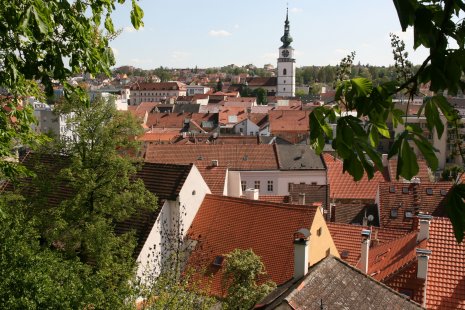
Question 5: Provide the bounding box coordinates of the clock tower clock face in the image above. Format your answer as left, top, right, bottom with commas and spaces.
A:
281, 49, 289, 57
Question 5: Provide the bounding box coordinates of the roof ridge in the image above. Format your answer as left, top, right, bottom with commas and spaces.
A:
204, 194, 317, 212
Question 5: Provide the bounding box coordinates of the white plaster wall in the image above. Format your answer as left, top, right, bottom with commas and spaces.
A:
239, 170, 326, 196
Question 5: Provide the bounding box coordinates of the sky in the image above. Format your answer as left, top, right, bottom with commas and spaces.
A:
109, 0, 429, 69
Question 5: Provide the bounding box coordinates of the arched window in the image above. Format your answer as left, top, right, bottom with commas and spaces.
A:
283, 68, 287, 75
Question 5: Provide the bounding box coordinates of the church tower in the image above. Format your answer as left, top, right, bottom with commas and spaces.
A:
277, 8, 295, 97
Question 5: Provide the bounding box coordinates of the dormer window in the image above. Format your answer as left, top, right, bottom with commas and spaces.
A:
405, 210, 414, 218
212, 255, 224, 267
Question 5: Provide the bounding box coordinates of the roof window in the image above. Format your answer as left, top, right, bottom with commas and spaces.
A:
212, 255, 224, 267
426, 188, 433, 195
440, 189, 448, 196
402, 187, 409, 194
390, 208, 398, 218
389, 185, 396, 193
405, 210, 414, 218
197, 155, 203, 160
341, 250, 350, 259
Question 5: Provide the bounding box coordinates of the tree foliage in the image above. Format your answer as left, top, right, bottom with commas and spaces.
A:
0, 0, 144, 179
310, 0, 465, 242
222, 249, 276, 310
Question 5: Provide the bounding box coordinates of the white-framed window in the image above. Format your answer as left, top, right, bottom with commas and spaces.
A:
254, 181, 260, 190
267, 180, 273, 192
241, 181, 246, 191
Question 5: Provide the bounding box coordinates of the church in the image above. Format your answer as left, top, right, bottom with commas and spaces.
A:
245, 9, 296, 97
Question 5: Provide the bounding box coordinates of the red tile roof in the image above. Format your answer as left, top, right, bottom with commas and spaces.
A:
186, 194, 318, 296
218, 106, 248, 125
268, 110, 310, 133
327, 222, 408, 266
387, 158, 432, 182
196, 166, 227, 195
378, 182, 452, 232
258, 195, 290, 203
144, 144, 279, 170
425, 217, 465, 309
145, 112, 191, 129
246, 77, 277, 87
323, 153, 389, 200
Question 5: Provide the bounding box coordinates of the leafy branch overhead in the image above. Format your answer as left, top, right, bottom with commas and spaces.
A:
310, 0, 465, 242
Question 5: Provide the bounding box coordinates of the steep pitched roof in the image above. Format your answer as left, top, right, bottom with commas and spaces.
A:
268, 110, 309, 133
378, 182, 452, 231
246, 77, 277, 87
145, 112, 192, 129
425, 217, 465, 309
218, 106, 248, 125
187, 194, 318, 296
327, 223, 408, 266
288, 183, 329, 208
323, 153, 389, 200
257, 256, 423, 310
144, 144, 279, 170
276, 145, 325, 170
196, 166, 227, 195
387, 158, 432, 182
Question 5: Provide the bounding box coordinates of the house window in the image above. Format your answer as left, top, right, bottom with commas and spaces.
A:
267, 181, 273, 192
212, 255, 224, 267
283, 68, 287, 75
254, 181, 260, 190
390, 208, 398, 218
426, 188, 433, 195
288, 183, 293, 192
284, 80, 286, 83
399, 289, 414, 299
405, 210, 414, 218
317, 227, 322, 236
402, 187, 409, 194
389, 185, 396, 193
440, 189, 448, 196
311, 182, 317, 185
241, 181, 246, 191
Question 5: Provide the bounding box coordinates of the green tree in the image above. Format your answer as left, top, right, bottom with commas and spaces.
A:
221, 249, 276, 310
310, 0, 465, 242
253, 88, 268, 105
6, 96, 157, 308
0, 0, 144, 179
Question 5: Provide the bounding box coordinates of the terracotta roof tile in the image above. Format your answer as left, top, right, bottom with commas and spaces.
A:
144, 144, 279, 170
379, 182, 452, 232
323, 153, 389, 200
268, 110, 309, 133
187, 194, 318, 297
425, 218, 465, 309
327, 223, 408, 266
196, 166, 227, 195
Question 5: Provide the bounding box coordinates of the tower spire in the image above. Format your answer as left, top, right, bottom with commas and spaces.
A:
280, 6, 293, 48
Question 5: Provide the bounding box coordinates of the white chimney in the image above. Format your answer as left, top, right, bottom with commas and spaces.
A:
416, 248, 432, 280
360, 229, 371, 274
298, 193, 306, 205
417, 214, 432, 242
381, 153, 389, 167
293, 228, 311, 280
244, 188, 259, 200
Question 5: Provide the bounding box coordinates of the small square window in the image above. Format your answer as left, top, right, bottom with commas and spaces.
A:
402, 187, 409, 194
426, 188, 433, 195
390, 208, 398, 218
288, 183, 293, 192
440, 189, 448, 196
389, 185, 396, 193
405, 210, 414, 218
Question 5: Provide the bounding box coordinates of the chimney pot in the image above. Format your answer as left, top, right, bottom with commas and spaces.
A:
244, 188, 259, 200
416, 248, 432, 280
360, 229, 371, 274
293, 228, 310, 280
417, 214, 432, 242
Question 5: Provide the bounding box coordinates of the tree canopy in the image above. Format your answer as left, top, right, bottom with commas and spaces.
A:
310, 0, 465, 242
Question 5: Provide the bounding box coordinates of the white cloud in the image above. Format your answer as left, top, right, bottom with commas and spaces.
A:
209, 30, 232, 37
290, 7, 303, 13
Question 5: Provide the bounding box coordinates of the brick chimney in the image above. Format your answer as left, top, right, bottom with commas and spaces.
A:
293, 228, 310, 280
417, 214, 433, 242
360, 229, 371, 274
